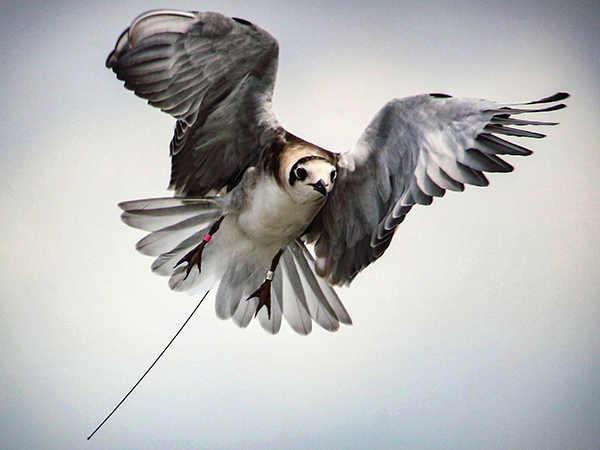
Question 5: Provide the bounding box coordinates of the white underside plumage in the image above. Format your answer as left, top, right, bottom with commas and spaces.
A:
119, 184, 352, 335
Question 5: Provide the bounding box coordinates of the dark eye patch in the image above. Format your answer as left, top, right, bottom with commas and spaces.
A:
295, 167, 307, 181
330, 169, 337, 182
289, 165, 307, 185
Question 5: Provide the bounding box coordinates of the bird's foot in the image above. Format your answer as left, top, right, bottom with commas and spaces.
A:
174, 239, 208, 280
174, 217, 224, 280
247, 276, 273, 318
247, 249, 283, 319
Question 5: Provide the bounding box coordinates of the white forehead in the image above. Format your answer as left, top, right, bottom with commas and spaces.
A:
296, 158, 336, 180
301, 158, 335, 170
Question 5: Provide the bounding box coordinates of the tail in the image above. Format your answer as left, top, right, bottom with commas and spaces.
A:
119, 197, 224, 294
119, 198, 352, 335
214, 240, 352, 335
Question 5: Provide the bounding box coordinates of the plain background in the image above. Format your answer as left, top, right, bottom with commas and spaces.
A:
1, 0, 599, 449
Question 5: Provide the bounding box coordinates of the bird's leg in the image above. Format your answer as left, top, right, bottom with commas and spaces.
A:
247, 248, 284, 319
175, 216, 224, 280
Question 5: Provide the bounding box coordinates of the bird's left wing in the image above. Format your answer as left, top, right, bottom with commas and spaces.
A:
106, 10, 280, 196
307, 92, 568, 285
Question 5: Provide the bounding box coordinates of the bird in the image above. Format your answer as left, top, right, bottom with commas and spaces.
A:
107, 9, 568, 335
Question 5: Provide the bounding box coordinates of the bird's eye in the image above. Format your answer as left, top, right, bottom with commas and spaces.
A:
294, 166, 307, 181
330, 169, 337, 183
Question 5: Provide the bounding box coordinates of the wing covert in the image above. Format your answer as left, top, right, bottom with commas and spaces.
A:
107, 10, 281, 196
307, 92, 568, 285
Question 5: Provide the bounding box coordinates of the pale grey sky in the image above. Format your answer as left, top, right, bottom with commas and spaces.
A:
1, 1, 599, 449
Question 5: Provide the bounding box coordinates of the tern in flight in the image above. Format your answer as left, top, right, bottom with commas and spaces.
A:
107, 9, 568, 335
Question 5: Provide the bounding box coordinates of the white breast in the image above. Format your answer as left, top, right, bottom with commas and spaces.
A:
236, 176, 324, 246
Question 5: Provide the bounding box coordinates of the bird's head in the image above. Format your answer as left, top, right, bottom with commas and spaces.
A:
286, 156, 337, 204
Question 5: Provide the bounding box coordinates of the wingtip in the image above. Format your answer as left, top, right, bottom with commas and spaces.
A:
339, 315, 353, 326
526, 92, 570, 105
105, 52, 115, 69
106, 9, 199, 70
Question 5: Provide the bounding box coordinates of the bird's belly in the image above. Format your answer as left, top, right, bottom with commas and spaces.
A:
236, 182, 322, 246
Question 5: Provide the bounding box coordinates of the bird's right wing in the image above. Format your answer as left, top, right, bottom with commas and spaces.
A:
107, 10, 281, 197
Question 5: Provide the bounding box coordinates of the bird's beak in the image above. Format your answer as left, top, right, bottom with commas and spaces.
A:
310, 180, 328, 197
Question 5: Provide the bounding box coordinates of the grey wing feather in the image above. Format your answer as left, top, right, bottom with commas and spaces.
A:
308, 92, 568, 285
107, 10, 280, 197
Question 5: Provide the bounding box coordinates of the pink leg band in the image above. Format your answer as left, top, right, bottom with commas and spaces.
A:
202, 234, 212, 243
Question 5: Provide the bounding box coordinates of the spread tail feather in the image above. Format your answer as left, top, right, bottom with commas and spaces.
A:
210, 241, 352, 335
120, 197, 224, 293
219, 241, 351, 335
120, 198, 352, 335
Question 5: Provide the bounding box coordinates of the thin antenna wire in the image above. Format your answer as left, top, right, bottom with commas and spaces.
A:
87, 290, 210, 440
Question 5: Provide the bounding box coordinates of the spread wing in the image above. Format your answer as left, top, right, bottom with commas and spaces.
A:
308, 92, 569, 285
106, 10, 280, 196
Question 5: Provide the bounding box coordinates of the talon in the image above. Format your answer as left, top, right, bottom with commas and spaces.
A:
175, 241, 207, 280
247, 280, 273, 318
246, 249, 283, 319
174, 217, 224, 280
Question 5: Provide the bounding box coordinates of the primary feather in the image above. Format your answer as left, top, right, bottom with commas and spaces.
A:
307, 93, 567, 285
